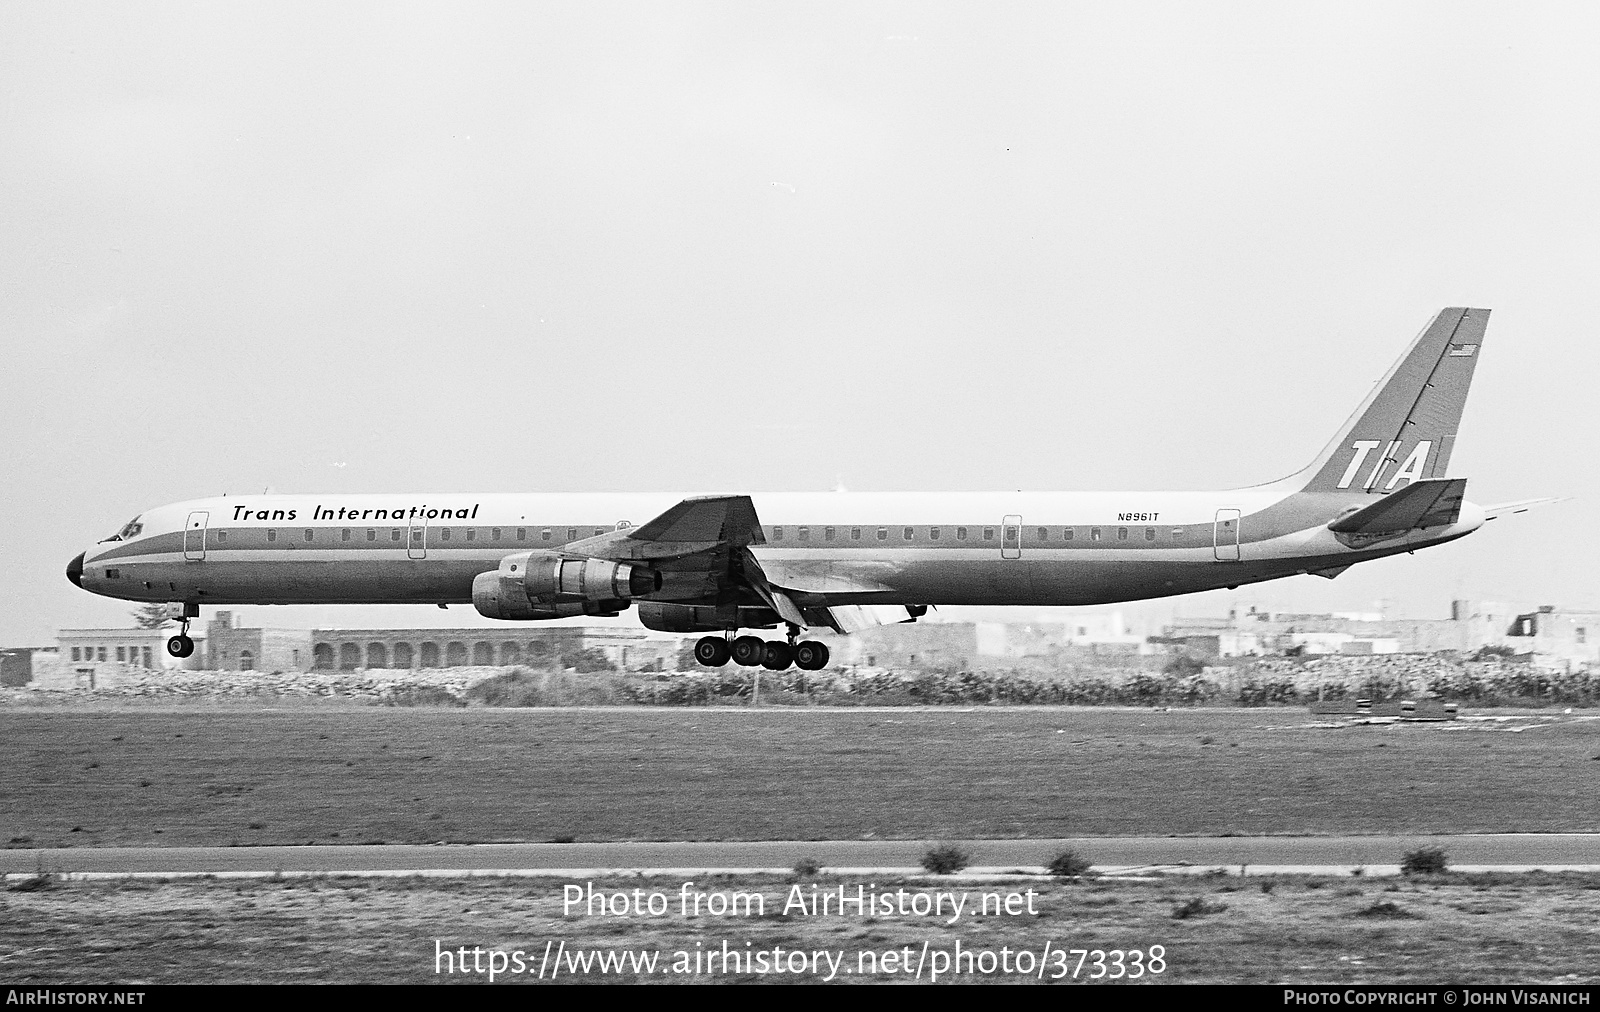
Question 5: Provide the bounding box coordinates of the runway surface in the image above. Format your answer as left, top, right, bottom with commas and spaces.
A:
5, 835, 1600, 878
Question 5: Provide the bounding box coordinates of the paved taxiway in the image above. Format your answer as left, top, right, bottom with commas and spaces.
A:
5, 835, 1600, 879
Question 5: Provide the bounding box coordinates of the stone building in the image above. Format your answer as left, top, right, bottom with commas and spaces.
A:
36, 628, 203, 688
1, 647, 53, 687
206, 612, 314, 671
308, 626, 586, 670
305, 626, 679, 671
1495, 603, 1600, 668
1158, 600, 1600, 667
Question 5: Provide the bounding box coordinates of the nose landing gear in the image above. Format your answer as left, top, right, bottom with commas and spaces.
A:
165, 602, 199, 659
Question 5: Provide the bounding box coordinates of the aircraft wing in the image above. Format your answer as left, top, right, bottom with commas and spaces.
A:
568, 494, 763, 563
1482, 496, 1569, 520
570, 494, 920, 633
1327, 478, 1467, 535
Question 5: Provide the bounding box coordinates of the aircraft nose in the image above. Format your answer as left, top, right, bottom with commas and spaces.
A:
67, 552, 84, 588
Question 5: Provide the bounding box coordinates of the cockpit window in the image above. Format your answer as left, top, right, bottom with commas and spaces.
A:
101, 516, 144, 543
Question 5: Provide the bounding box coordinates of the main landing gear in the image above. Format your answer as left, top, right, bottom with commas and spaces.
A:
693, 626, 830, 671
166, 602, 199, 659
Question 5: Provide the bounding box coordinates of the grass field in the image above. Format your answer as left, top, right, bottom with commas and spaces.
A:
4, 872, 1598, 984
3, 707, 1597, 847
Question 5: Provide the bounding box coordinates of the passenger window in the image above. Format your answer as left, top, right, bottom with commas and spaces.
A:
1173, 529, 1183, 539
492, 528, 501, 541
391, 529, 401, 541
877, 527, 888, 541
367, 530, 376, 541
1118, 527, 1128, 541
825, 526, 835, 541
440, 528, 452, 541
303, 529, 314, 542
983, 527, 994, 541
1090, 528, 1101, 541
1145, 527, 1155, 541
773, 527, 784, 540
798, 526, 809, 540
466, 528, 476, 541
903, 527, 913, 540
851, 527, 862, 540
930, 527, 940, 540
268, 529, 278, 542
566, 527, 577, 541
341, 529, 351, 542
957, 527, 967, 540
216, 530, 226, 542
595, 527, 604, 536
1037, 527, 1048, 541
541, 529, 550, 541
1064, 528, 1074, 541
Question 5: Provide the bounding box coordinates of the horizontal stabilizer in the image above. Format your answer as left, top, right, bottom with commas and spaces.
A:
1327, 478, 1467, 535
1483, 496, 1568, 521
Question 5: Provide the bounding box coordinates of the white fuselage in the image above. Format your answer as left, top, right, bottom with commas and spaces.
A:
73, 487, 1484, 611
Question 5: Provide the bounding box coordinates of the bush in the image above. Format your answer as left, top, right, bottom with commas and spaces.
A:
559, 647, 615, 673
1354, 900, 1416, 919
921, 845, 970, 875
1401, 846, 1448, 875
6, 874, 55, 893
1163, 653, 1207, 678
382, 684, 465, 707
1171, 896, 1228, 919
465, 668, 620, 707
1045, 849, 1093, 878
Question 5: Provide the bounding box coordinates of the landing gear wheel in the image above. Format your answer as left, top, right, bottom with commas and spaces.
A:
761, 641, 793, 670
694, 636, 731, 667
731, 636, 766, 667
794, 641, 829, 671
166, 635, 195, 659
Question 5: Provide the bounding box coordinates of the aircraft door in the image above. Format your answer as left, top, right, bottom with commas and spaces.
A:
183, 511, 209, 561
407, 517, 427, 559
1213, 509, 1241, 562
1001, 515, 1023, 560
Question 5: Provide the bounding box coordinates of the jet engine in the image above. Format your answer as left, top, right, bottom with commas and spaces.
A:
518, 551, 660, 601
472, 551, 659, 621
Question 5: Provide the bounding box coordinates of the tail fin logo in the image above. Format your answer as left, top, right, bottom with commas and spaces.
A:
1336, 440, 1433, 490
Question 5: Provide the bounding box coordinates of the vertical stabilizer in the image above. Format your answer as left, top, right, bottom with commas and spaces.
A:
1295, 308, 1489, 495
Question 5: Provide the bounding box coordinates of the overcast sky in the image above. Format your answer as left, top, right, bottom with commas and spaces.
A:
4, 2, 1597, 643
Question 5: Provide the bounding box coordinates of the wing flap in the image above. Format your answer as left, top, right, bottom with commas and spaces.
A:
747, 554, 898, 595
818, 604, 921, 635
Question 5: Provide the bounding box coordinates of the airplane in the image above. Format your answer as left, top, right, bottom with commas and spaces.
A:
67, 307, 1556, 671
